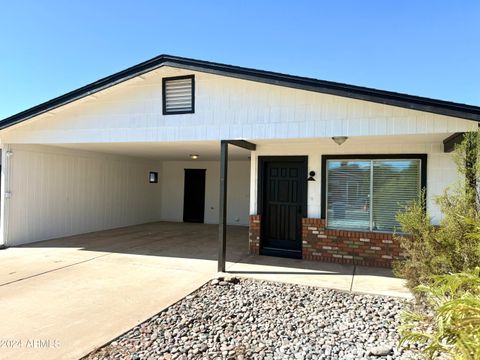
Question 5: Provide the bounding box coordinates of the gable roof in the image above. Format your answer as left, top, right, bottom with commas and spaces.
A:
1, 54, 480, 130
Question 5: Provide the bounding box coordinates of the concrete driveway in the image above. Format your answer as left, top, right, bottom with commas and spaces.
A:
0, 222, 409, 360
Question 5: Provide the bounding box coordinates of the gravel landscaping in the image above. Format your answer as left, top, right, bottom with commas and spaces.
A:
85, 277, 419, 360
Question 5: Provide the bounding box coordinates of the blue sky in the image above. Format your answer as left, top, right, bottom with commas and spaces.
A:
1, 0, 479, 119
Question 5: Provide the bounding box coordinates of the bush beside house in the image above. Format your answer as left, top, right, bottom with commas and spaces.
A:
394, 131, 480, 359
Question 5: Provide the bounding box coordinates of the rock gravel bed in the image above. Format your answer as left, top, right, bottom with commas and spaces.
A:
85, 277, 419, 360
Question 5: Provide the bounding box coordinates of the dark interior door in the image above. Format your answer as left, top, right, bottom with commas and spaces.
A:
183, 169, 206, 223
261, 157, 307, 258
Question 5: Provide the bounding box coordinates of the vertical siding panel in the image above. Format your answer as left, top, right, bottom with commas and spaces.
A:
7, 145, 162, 246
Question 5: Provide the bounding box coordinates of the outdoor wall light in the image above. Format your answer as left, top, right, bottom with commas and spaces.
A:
332, 136, 348, 145
149, 171, 158, 183
5, 150, 13, 157
189, 154, 199, 160
307, 171, 316, 181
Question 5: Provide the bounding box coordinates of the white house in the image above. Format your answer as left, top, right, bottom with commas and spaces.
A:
0, 55, 479, 269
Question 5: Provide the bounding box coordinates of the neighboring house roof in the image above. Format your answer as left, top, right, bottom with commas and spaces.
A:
1, 54, 480, 130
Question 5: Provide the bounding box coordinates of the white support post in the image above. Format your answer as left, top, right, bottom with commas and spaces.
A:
0, 144, 11, 248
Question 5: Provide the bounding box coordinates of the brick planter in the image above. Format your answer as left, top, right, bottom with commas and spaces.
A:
249, 215, 261, 255
302, 218, 404, 267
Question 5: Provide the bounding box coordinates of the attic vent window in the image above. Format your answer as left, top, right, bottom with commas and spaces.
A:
162, 75, 195, 115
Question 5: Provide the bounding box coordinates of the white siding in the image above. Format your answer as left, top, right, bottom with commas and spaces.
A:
250, 137, 458, 224
161, 161, 250, 226
3, 145, 162, 246
0, 66, 476, 144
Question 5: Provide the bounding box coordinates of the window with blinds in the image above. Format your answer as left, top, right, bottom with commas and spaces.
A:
326, 158, 421, 232
326, 160, 371, 230
162, 75, 195, 115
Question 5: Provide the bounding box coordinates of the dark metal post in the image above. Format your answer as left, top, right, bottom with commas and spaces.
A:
218, 141, 228, 272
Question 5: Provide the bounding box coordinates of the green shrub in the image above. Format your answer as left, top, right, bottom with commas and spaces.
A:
394, 131, 480, 290
400, 268, 480, 359
395, 191, 480, 290
396, 132, 480, 359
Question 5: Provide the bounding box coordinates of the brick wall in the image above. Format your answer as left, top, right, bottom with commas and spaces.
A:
249, 215, 261, 255
302, 218, 404, 267
248, 216, 404, 267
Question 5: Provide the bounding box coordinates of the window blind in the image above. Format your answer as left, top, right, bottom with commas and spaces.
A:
372, 160, 420, 231
326, 160, 371, 230
326, 158, 421, 232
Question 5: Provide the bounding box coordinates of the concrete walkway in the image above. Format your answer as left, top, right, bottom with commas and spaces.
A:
0, 222, 409, 360
226, 254, 409, 298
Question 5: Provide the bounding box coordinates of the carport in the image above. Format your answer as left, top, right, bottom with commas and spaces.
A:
0, 140, 253, 251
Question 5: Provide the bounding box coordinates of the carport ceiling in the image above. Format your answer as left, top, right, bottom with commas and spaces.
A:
54, 141, 252, 161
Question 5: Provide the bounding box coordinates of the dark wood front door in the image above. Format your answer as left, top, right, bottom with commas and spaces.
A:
183, 169, 206, 223
259, 157, 307, 258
